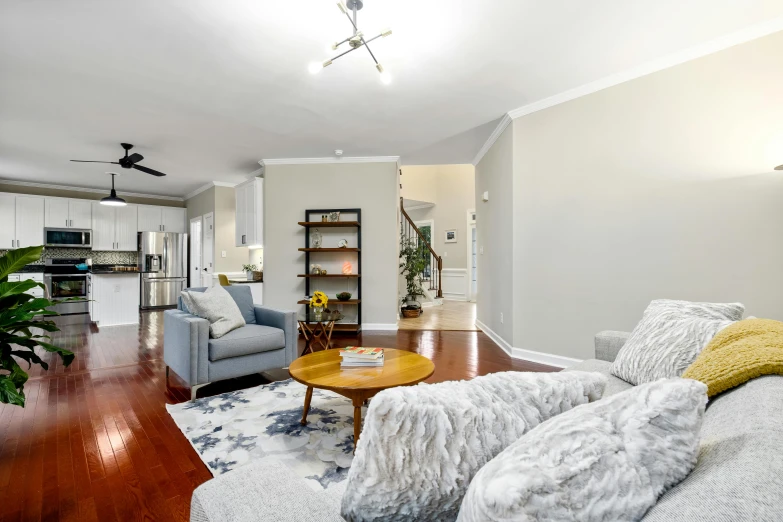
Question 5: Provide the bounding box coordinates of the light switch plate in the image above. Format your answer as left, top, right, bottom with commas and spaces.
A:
482, 191, 489, 202
480, 246, 484, 255
221, 251, 227, 258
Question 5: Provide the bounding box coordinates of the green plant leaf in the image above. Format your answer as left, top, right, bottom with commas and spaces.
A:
0, 377, 25, 406
0, 246, 44, 282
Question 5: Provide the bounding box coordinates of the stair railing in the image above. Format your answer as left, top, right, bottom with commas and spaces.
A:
400, 197, 442, 299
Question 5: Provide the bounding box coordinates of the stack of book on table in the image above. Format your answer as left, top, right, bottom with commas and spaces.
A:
340, 347, 384, 367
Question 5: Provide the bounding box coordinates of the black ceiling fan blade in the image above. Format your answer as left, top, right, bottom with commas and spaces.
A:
70, 160, 121, 164
126, 153, 144, 164
132, 164, 167, 177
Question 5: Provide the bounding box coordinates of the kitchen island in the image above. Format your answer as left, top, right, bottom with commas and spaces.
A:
88, 271, 140, 327
227, 279, 263, 304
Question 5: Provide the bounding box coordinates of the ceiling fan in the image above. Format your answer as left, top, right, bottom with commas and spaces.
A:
71, 143, 167, 177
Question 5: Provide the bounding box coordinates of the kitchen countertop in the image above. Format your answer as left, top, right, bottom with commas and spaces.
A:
90, 264, 140, 274
90, 270, 141, 275
16, 265, 45, 273
228, 279, 263, 284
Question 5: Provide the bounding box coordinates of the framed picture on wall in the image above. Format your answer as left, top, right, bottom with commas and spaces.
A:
445, 229, 457, 243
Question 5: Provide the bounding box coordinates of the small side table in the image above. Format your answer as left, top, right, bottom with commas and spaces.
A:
297, 310, 344, 355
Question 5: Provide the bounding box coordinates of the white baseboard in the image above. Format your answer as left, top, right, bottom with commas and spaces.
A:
475, 320, 583, 369
475, 319, 513, 356
361, 323, 399, 331
442, 293, 468, 302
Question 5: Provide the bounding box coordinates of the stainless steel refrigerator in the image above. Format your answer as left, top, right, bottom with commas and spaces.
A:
139, 231, 188, 309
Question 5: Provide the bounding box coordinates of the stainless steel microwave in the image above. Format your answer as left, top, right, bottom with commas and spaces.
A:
44, 228, 92, 248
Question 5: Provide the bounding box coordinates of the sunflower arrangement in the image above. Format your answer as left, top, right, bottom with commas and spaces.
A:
309, 291, 328, 309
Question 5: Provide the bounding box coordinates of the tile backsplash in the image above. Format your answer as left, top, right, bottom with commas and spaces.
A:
0, 248, 137, 265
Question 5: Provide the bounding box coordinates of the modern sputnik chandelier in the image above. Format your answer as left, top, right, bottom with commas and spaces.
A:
309, 0, 393, 84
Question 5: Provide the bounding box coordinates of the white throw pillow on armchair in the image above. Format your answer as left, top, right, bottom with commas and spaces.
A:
181, 285, 245, 338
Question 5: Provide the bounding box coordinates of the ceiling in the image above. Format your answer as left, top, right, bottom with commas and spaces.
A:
1, 1, 782, 197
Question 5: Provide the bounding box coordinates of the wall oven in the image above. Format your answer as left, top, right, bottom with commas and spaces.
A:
45, 228, 92, 248
44, 259, 90, 316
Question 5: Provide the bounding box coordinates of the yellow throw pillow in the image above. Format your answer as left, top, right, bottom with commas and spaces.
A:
682, 318, 783, 397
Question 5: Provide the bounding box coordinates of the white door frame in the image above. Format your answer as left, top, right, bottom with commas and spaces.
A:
189, 216, 202, 288
202, 212, 215, 287
467, 209, 476, 302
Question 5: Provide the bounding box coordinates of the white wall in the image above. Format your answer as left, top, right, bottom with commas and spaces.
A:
475, 126, 515, 346
507, 30, 783, 361
263, 162, 399, 328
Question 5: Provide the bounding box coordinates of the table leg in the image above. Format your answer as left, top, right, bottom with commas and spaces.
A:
324, 320, 336, 350
299, 322, 313, 355
301, 386, 313, 425
352, 396, 363, 453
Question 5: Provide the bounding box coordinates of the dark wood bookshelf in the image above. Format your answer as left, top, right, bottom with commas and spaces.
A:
297, 299, 361, 305
298, 248, 360, 252
299, 208, 362, 333
297, 274, 360, 278
298, 221, 360, 227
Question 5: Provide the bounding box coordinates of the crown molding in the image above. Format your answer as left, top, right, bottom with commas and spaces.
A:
472, 18, 783, 167
0, 179, 183, 201
507, 17, 783, 121
471, 114, 512, 166
403, 203, 435, 211
184, 181, 238, 200
259, 156, 400, 166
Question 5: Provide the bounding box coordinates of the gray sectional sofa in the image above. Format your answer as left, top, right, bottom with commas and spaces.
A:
188, 331, 783, 521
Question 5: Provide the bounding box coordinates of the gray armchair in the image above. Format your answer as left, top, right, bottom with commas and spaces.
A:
163, 285, 297, 400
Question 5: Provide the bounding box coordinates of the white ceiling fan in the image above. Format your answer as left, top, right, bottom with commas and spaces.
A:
309, 0, 393, 84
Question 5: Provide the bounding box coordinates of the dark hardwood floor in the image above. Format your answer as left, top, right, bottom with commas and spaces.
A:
0, 311, 557, 522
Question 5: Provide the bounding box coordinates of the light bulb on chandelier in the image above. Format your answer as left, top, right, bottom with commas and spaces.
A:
308, 62, 322, 75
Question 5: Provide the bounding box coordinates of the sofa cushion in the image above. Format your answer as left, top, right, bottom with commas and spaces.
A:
564, 358, 633, 396
208, 324, 285, 362
222, 285, 257, 325
341, 371, 607, 522
611, 299, 743, 385
641, 374, 783, 521
458, 379, 707, 522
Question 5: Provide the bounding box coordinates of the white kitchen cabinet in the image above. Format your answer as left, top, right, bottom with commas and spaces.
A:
0, 193, 16, 249
161, 207, 187, 233
45, 198, 92, 229
91, 203, 138, 251
234, 178, 263, 247
137, 205, 163, 232
138, 205, 186, 233
69, 200, 92, 229
115, 205, 138, 251
15, 196, 45, 248
10, 272, 45, 298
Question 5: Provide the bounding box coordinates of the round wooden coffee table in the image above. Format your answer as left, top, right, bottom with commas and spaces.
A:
288, 348, 435, 450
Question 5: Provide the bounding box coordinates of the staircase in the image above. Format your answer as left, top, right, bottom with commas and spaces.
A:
400, 197, 443, 306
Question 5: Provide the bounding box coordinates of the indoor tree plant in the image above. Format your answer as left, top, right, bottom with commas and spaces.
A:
0, 245, 75, 406
399, 236, 429, 316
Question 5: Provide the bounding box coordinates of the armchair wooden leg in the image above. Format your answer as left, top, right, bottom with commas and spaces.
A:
165, 366, 170, 385
190, 382, 210, 401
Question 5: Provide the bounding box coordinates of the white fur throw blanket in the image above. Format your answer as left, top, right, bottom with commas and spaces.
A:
340, 371, 607, 522
458, 378, 707, 522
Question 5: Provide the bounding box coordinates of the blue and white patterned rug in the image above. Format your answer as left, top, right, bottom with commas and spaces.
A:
166, 379, 362, 492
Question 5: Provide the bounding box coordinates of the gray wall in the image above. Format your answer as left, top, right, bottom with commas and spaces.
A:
475, 125, 515, 344
509, 30, 783, 360
263, 162, 399, 326
186, 186, 215, 220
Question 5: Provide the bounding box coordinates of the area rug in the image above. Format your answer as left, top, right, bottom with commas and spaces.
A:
166, 379, 363, 492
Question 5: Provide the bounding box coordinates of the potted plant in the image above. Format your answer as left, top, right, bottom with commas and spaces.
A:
0, 245, 75, 406
399, 236, 428, 317
242, 264, 257, 281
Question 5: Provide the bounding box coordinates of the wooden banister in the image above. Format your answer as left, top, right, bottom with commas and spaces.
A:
400, 197, 442, 298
